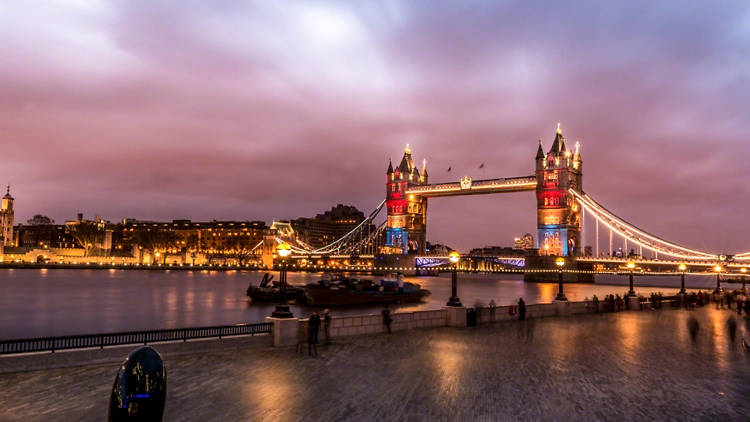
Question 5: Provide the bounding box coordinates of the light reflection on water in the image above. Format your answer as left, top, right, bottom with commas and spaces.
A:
0, 268, 741, 339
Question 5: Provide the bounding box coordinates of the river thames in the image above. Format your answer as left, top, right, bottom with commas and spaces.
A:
0, 268, 741, 339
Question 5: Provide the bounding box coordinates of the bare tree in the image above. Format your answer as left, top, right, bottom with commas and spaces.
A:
226, 235, 257, 266
67, 222, 102, 257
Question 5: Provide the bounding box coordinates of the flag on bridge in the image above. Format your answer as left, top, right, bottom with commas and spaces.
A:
447, 166, 452, 172
479, 163, 485, 169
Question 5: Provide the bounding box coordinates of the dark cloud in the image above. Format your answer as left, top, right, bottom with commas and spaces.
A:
1, 0, 749, 253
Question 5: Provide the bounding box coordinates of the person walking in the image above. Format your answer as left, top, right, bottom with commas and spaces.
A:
488, 299, 497, 322
382, 306, 392, 334
308, 312, 321, 356
518, 298, 526, 321
296, 319, 308, 354
592, 295, 600, 313
322, 309, 332, 344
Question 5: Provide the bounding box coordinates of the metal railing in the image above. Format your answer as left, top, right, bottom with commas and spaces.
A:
0, 322, 273, 355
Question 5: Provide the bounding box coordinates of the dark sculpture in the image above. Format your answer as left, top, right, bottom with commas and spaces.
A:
108, 346, 167, 422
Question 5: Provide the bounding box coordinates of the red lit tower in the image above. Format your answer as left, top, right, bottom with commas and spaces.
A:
535, 124, 582, 256
384, 145, 428, 254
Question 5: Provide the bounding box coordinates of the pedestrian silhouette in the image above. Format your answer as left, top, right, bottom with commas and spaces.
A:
687, 316, 700, 342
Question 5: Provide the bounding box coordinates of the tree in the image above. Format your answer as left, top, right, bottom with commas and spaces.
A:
67, 222, 102, 256
226, 235, 257, 266
27, 215, 54, 225
185, 233, 204, 265
134, 229, 181, 264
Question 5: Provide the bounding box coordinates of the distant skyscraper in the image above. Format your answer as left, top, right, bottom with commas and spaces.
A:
1, 186, 15, 247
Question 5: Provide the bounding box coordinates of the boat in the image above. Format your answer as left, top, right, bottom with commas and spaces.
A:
302, 273, 430, 306
246, 273, 304, 303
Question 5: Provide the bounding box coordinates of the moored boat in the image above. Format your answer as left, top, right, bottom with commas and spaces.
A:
246, 273, 303, 303
303, 273, 430, 306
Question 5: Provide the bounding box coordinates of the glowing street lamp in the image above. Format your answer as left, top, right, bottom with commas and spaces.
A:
713, 264, 723, 293
626, 260, 636, 297
271, 243, 293, 318
446, 251, 462, 307
741, 267, 748, 291
555, 257, 567, 301
678, 263, 687, 295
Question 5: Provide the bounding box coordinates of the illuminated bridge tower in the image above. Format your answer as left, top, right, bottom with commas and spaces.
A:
383, 145, 428, 254
536, 125, 582, 256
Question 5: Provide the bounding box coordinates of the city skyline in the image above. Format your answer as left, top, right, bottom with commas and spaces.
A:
2, 1, 750, 252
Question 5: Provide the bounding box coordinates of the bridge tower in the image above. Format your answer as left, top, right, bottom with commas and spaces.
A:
535, 125, 582, 256
383, 145, 428, 254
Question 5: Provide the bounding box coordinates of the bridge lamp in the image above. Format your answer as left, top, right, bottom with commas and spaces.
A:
678, 263, 688, 295
554, 257, 567, 301
271, 243, 294, 318
713, 265, 723, 294
446, 252, 462, 307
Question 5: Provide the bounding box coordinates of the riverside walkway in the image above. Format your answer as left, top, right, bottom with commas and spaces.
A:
1, 307, 748, 421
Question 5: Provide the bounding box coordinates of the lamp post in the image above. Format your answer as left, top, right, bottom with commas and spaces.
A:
678, 263, 687, 294
741, 267, 748, 292
271, 243, 293, 318
713, 264, 723, 294
446, 251, 462, 307
626, 260, 637, 297
555, 257, 567, 301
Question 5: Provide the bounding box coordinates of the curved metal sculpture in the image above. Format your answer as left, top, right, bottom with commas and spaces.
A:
108, 346, 167, 422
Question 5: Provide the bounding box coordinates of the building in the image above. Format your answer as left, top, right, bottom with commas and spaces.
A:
535, 124, 583, 256
1, 186, 14, 248
383, 145, 429, 254
513, 233, 534, 250
291, 204, 372, 249
468, 246, 519, 256
115, 219, 268, 264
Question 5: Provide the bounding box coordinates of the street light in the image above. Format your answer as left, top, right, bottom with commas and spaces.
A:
713, 264, 723, 294
555, 257, 567, 301
446, 251, 462, 307
271, 243, 293, 318
678, 263, 687, 294
623, 259, 636, 297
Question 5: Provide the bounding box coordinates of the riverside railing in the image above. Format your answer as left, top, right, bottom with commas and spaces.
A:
0, 322, 273, 355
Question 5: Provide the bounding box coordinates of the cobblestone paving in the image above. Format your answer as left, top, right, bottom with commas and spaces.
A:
1, 307, 749, 421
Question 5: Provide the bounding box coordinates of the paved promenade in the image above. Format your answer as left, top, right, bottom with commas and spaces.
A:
1, 307, 749, 421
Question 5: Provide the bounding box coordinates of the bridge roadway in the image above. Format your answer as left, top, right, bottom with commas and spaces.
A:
0, 306, 747, 421
404, 175, 537, 197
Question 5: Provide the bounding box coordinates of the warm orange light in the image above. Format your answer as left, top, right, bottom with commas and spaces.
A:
678, 263, 687, 272
448, 251, 460, 264
555, 257, 565, 267
276, 243, 292, 258
626, 260, 635, 270
714, 265, 722, 273
741, 267, 747, 274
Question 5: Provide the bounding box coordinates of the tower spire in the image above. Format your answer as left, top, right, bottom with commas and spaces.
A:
536, 139, 545, 160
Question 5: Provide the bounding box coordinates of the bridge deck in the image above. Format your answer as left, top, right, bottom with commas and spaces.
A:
405, 176, 537, 197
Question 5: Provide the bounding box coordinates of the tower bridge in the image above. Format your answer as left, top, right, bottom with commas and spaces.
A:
262, 124, 750, 277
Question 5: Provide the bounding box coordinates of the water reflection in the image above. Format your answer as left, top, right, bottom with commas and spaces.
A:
0, 268, 733, 339
430, 339, 467, 399
245, 367, 297, 421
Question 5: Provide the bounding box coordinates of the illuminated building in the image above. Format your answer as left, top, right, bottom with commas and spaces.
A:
535, 124, 582, 256
291, 204, 372, 249
514, 233, 534, 250
1, 186, 14, 247
383, 145, 428, 254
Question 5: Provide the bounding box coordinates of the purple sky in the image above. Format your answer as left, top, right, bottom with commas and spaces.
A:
2, 1, 749, 253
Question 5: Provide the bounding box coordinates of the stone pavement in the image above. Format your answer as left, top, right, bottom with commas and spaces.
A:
0, 307, 749, 421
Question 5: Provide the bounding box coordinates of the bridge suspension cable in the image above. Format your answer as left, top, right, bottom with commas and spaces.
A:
571, 190, 718, 261
272, 200, 386, 256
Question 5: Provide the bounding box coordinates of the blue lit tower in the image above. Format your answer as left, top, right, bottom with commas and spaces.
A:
535, 124, 582, 256
383, 145, 428, 254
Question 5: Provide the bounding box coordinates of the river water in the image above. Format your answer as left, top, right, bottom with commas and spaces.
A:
0, 268, 741, 339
